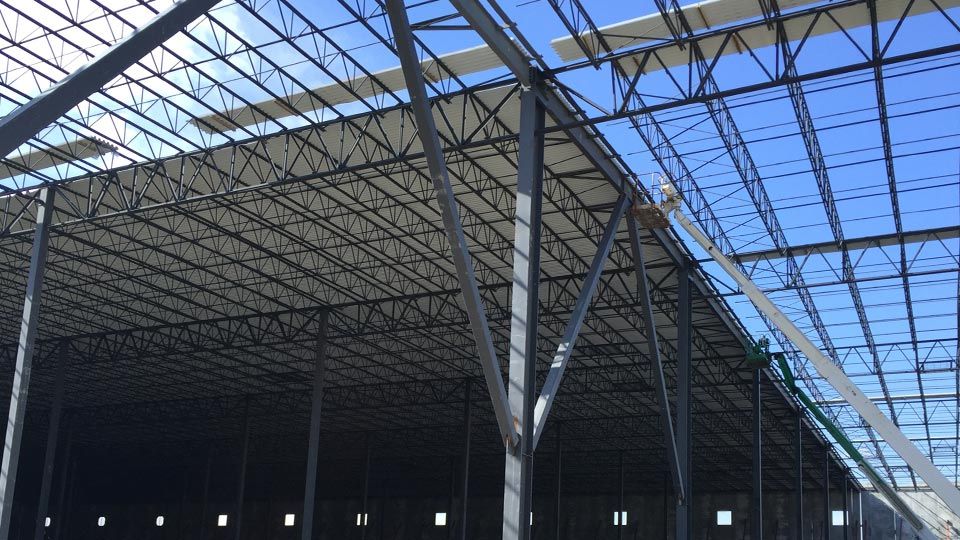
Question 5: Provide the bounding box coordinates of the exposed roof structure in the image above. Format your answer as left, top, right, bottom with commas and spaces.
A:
0, 0, 957, 534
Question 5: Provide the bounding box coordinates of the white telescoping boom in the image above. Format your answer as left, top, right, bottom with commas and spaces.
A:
656, 180, 960, 527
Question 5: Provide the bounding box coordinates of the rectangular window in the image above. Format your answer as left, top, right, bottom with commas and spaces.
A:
716, 510, 733, 526
217, 514, 228, 527
356, 513, 368, 526
613, 511, 627, 526
284, 514, 295, 527
832, 510, 847, 526
435, 512, 447, 526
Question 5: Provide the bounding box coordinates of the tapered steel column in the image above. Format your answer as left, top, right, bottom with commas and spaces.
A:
675, 263, 692, 540
33, 340, 67, 540
795, 411, 804, 540
234, 400, 251, 540
302, 313, 328, 540
0, 187, 55, 540
459, 380, 472, 540
503, 88, 546, 540
752, 369, 763, 540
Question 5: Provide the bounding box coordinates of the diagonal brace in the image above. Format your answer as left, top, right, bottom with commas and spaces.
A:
531, 195, 629, 449
627, 214, 685, 503
385, 0, 517, 447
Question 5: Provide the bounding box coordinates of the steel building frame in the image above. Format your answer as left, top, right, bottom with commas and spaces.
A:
0, 0, 956, 537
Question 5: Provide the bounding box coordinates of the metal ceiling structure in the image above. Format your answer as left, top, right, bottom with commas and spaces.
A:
0, 0, 957, 538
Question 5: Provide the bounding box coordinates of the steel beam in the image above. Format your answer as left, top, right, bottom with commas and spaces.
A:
52, 428, 71, 540
361, 446, 371, 540
532, 195, 628, 448
384, 0, 517, 447
675, 263, 692, 540
459, 380, 472, 540
234, 399, 250, 540
32, 340, 67, 540
502, 89, 545, 540
301, 312, 328, 540
627, 217, 683, 501
0, 187, 55, 540
752, 369, 763, 540
844, 476, 850, 540
554, 431, 561, 540
824, 453, 831, 539
0, 0, 219, 159
446, 0, 531, 86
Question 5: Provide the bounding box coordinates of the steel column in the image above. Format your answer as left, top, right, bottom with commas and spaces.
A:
795, 411, 804, 540
627, 217, 683, 500
361, 446, 371, 540
52, 428, 71, 540
0, 187, 55, 540
617, 452, 624, 540
753, 369, 763, 540
0, 0, 220, 159
234, 400, 250, 540
199, 449, 212, 540
384, 0, 517, 447
675, 263, 692, 540
32, 340, 67, 540
824, 454, 831, 540
459, 380, 472, 540
302, 312, 328, 540
502, 88, 545, 540
843, 476, 849, 540
554, 431, 561, 540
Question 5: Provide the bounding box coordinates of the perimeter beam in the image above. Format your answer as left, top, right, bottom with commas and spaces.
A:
0, 187, 55, 540
384, 0, 517, 448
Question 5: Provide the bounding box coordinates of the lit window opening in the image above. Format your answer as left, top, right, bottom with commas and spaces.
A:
613, 511, 628, 526
717, 510, 733, 526
356, 513, 368, 526
217, 514, 229, 527
435, 512, 447, 526
284, 514, 296, 527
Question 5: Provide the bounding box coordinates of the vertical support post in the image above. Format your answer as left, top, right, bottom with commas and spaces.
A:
795, 411, 804, 540
617, 452, 624, 540
675, 262, 692, 540
52, 427, 71, 540
33, 339, 67, 540
199, 449, 212, 540
752, 369, 763, 540
459, 380, 472, 540
503, 88, 545, 540
234, 399, 251, 540
0, 187, 55, 540
824, 454, 831, 540
302, 312, 328, 540
554, 429, 561, 540
361, 445, 371, 540
843, 476, 849, 540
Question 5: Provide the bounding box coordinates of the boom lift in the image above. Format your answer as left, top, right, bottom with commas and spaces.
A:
646, 179, 954, 538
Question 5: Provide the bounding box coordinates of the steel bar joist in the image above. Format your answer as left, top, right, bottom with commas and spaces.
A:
384, 0, 517, 448
0, 187, 55, 540
0, 0, 220, 160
